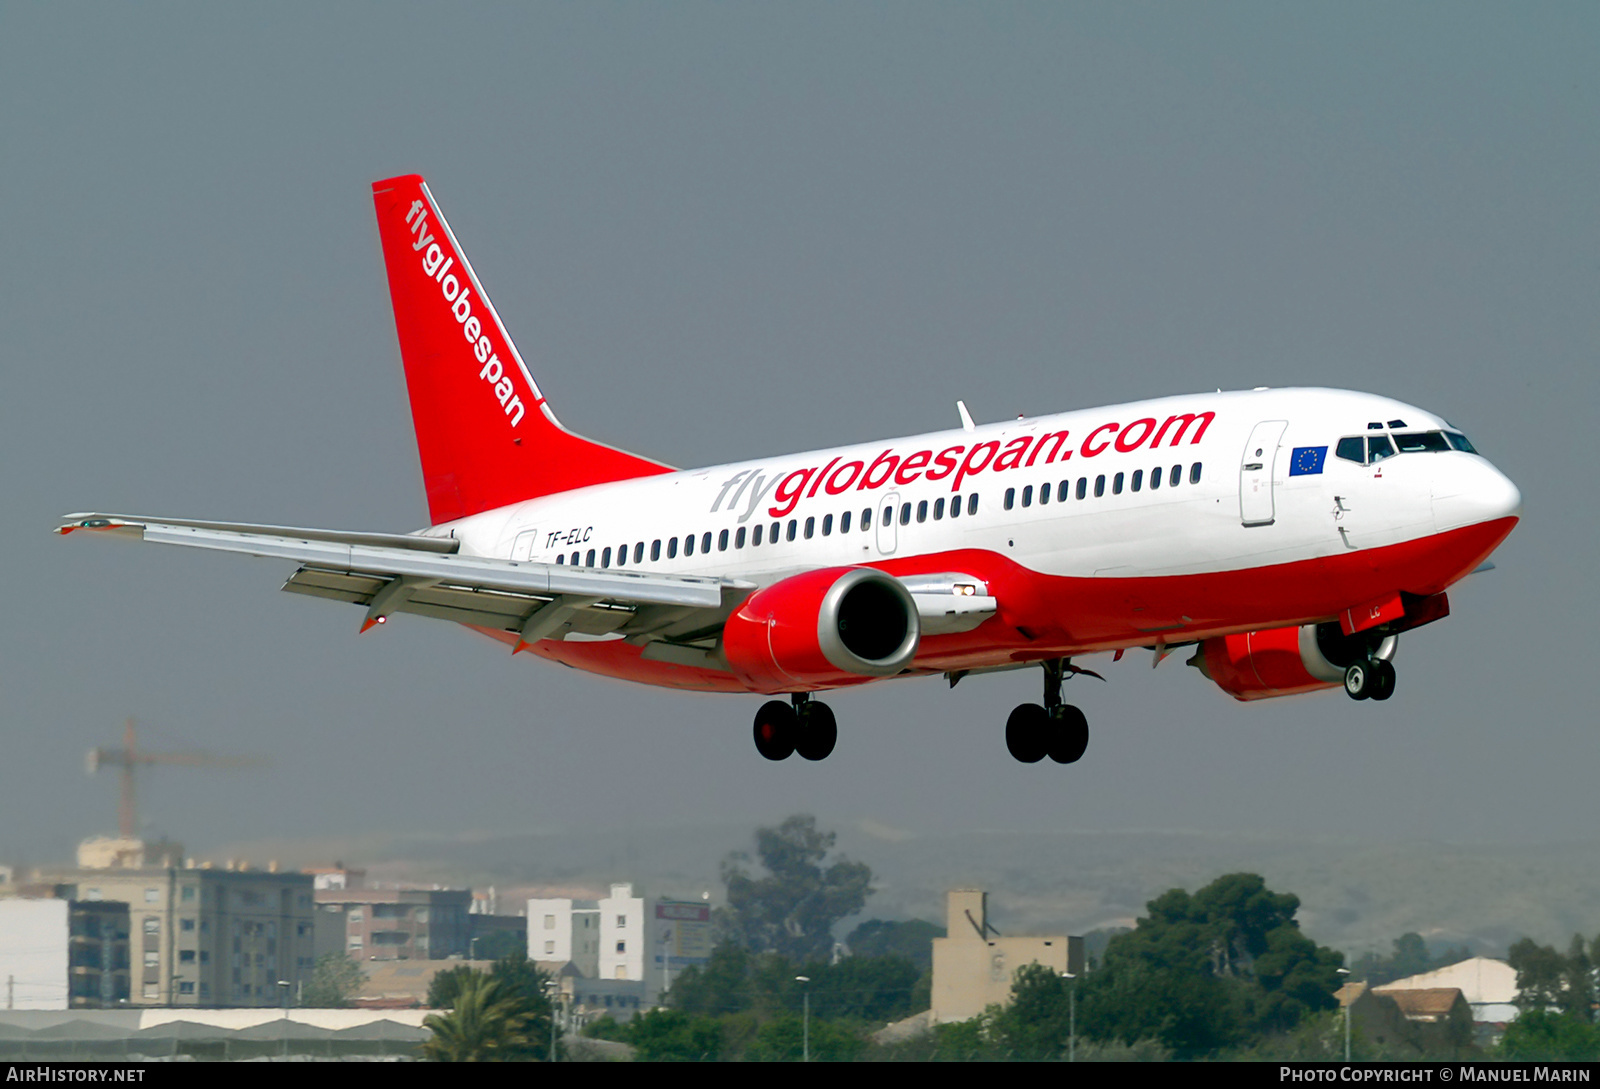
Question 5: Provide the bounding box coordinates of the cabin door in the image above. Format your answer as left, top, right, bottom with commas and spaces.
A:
1239, 421, 1288, 526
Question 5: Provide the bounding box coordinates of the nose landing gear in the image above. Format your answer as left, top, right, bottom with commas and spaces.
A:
752, 693, 838, 761
1006, 658, 1091, 764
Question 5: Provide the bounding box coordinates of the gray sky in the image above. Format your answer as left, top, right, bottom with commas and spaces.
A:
2, 3, 1595, 866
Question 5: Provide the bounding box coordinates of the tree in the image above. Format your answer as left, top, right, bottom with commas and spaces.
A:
427, 953, 555, 1059
1350, 932, 1473, 987
846, 918, 944, 972
1499, 1009, 1600, 1061
422, 973, 543, 1062
1078, 873, 1344, 1057
623, 1008, 725, 1061
717, 814, 873, 960
1509, 933, 1599, 1021
996, 963, 1076, 1059
301, 952, 367, 1008
427, 964, 479, 1010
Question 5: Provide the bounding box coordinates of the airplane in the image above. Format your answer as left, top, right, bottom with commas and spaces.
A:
59, 174, 1523, 766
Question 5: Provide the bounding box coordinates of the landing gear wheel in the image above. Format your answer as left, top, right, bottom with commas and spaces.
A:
1369, 659, 1396, 702
753, 700, 797, 760
1006, 703, 1049, 763
1048, 705, 1089, 764
795, 701, 838, 761
1344, 661, 1372, 701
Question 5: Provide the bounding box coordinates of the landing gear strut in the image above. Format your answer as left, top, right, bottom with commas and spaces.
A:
1344, 658, 1396, 702
1006, 659, 1090, 764
752, 693, 838, 762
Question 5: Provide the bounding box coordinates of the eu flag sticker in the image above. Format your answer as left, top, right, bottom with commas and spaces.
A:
1289, 446, 1327, 476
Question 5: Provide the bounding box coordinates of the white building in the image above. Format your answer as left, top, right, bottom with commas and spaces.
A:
527, 883, 712, 1005
1381, 957, 1520, 1024
0, 900, 70, 1009
527, 896, 601, 977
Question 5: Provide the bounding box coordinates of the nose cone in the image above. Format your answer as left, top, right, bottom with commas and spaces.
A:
1433, 458, 1522, 531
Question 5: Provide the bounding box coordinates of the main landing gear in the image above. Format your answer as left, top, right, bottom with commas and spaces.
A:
1343, 657, 1397, 702
1006, 658, 1091, 764
753, 693, 838, 762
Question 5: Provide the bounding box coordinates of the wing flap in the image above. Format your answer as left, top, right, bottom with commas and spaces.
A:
60, 514, 735, 609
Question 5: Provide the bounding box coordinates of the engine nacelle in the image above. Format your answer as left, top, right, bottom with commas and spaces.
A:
722, 567, 921, 693
1192, 622, 1397, 702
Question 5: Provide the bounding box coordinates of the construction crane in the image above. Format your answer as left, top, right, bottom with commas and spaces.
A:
85, 718, 264, 838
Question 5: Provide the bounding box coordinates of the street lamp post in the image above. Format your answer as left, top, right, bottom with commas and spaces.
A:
795, 975, 811, 1062
1062, 972, 1077, 1062
1337, 967, 1352, 1061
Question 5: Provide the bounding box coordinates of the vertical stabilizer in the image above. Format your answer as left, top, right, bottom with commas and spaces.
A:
371, 175, 672, 524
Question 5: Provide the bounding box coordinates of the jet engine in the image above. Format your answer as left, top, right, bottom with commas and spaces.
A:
1190, 622, 1396, 702
722, 567, 921, 693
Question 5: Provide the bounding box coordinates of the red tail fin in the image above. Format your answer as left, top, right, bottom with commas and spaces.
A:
371, 175, 672, 524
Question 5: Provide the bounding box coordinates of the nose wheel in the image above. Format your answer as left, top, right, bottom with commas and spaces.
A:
1343, 658, 1396, 701
1006, 659, 1091, 764
752, 694, 838, 761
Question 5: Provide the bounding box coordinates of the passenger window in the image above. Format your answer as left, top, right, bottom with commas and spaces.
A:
900, 503, 911, 526
1368, 436, 1396, 462
701, 531, 712, 553
770, 521, 780, 543
752, 524, 763, 546
651, 540, 661, 561
1113, 472, 1124, 495
917, 500, 928, 522
1336, 437, 1365, 464
822, 514, 833, 536
683, 535, 694, 557
586, 548, 596, 566
1094, 475, 1106, 498
968, 494, 978, 516
1039, 481, 1050, 505
555, 555, 564, 565
1170, 465, 1181, 488
1004, 488, 1016, 511
1077, 478, 1088, 500
841, 511, 852, 533
950, 495, 961, 518
1131, 470, 1143, 492
933, 498, 945, 520
860, 508, 870, 530
602, 547, 611, 568
1149, 467, 1161, 490
1022, 486, 1033, 507
735, 527, 745, 549
1190, 463, 1202, 484
571, 552, 580, 566
718, 529, 729, 551
667, 538, 677, 559
634, 542, 644, 564
883, 506, 893, 526
787, 519, 798, 542
804, 517, 815, 539
1058, 480, 1070, 502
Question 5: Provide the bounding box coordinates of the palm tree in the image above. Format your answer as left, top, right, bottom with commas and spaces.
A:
422, 972, 543, 1062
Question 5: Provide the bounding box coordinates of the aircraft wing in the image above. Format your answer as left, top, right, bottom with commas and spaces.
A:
57, 513, 753, 650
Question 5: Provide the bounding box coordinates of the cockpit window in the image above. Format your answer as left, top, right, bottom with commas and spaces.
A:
1393, 431, 1450, 453
1336, 429, 1477, 465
